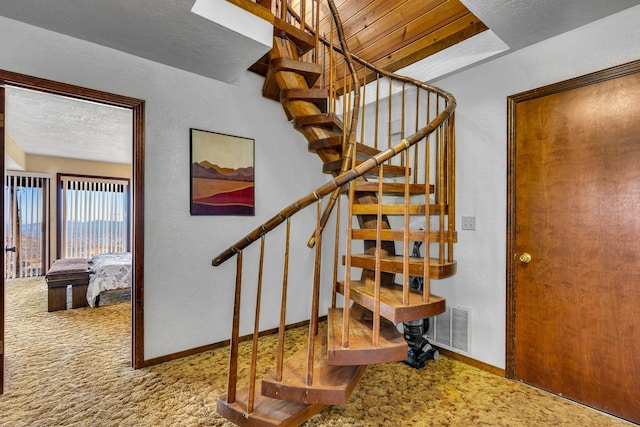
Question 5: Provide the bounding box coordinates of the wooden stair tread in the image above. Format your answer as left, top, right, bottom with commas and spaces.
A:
281, 88, 328, 103
337, 281, 446, 323
351, 228, 457, 243
273, 17, 316, 54
308, 137, 381, 160
217, 388, 326, 427
352, 181, 433, 195
272, 57, 321, 86
327, 307, 407, 366
307, 135, 343, 153
263, 56, 322, 102
280, 88, 328, 120
352, 203, 426, 215
294, 113, 343, 132
261, 30, 321, 99
351, 203, 449, 215
346, 254, 457, 279
323, 160, 408, 176
261, 334, 366, 405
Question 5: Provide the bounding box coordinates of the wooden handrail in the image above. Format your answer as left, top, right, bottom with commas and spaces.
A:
212, 99, 454, 266
212, 0, 456, 267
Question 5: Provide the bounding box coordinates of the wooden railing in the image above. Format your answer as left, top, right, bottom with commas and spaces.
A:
214, 0, 456, 417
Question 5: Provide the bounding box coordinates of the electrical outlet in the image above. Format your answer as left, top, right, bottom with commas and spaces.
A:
461, 216, 476, 231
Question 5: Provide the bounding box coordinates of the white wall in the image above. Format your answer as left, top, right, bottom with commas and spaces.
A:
429, 5, 640, 368
0, 16, 331, 359
4, 4, 640, 366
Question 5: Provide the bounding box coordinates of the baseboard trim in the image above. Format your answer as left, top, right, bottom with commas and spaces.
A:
140, 317, 325, 368
140, 317, 505, 377
434, 346, 505, 377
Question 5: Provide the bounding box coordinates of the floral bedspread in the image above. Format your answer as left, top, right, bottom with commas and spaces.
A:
87, 252, 132, 307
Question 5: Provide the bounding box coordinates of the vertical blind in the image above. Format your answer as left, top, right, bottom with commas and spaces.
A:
59, 175, 130, 259
4, 172, 50, 278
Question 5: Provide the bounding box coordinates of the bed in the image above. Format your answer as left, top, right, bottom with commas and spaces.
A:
87, 252, 132, 307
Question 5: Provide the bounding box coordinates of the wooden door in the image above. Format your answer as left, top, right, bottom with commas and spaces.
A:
1, 85, 5, 395
507, 61, 640, 424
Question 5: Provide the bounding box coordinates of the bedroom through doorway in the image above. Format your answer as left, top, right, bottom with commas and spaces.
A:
1, 70, 145, 395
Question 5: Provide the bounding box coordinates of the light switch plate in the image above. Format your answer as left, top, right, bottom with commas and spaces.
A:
461, 216, 476, 230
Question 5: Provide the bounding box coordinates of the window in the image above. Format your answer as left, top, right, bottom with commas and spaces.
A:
4, 172, 50, 278
57, 174, 130, 259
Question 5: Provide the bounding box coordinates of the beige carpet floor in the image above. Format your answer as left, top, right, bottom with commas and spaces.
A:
0, 277, 633, 426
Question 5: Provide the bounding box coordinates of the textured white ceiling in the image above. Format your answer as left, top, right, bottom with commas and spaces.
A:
1, 0, 639, 167
0, 0, 271, 85
5, 87, 133, 166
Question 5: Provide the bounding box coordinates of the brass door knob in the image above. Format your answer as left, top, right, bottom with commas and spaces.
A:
519, 253, 532, 264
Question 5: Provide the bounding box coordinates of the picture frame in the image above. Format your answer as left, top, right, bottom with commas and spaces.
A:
190, 129, 255, 215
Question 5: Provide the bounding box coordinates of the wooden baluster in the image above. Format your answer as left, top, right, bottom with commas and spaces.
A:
414, 89, 421, 185
312, 197, 322, 338
423, 213, 431, 304
403, 149, 410, 307
276, 218, 291, 381
387, 79, 393, 153
400, 82, 406, 167
314, 0, 320, 64
438, 108, 446, 264
321, 33, 326, 91
348, 79, 353, 149
306, 198, 322, 385
434, 96, 441, 203
374, 73, 380, 151
300, 0, 306, 33
248, 236, 266, 413
360, 69, 366, 147
329, 22, 335, 112
342, 178, 355, 349
423, 108, 431, 304
332, 197, 340, 308
373, 163, 383, 346
448, 114, 456, 263
427, 91, 432, 133
227, 251, 243, 405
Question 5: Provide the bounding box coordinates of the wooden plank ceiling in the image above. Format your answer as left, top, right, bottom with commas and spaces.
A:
233, 0, 487, 77
310, 0, 487, 73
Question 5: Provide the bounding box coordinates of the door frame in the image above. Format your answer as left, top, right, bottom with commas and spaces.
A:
506, 59, 640, 378
0, 69, 146, 384
1, 85, 5, 394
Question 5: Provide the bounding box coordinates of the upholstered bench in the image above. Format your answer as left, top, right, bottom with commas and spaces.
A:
45, 258, 90, 312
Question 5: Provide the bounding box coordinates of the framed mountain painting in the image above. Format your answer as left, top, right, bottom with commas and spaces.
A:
190, 129, 255, 215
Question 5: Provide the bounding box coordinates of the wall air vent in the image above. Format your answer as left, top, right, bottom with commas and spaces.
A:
426, 306, 470, 353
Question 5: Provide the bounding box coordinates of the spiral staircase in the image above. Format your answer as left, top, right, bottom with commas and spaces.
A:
212, 1, 458, 425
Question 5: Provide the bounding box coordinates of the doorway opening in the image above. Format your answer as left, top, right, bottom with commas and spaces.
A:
1, 70, 145, 397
